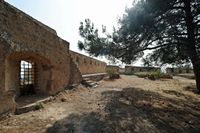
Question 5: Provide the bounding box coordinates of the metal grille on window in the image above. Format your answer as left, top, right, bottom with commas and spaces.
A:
20, 60, 35, 88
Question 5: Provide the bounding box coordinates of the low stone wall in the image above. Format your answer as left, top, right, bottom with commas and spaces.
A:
125, 66, 161, 74
119, 68, 125, 74
82, 73, 107, 81
166, 68, 193, 74
70, 51, 106, 75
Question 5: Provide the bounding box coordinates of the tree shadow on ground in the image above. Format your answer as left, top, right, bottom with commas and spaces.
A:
46, 87, 200, 133
183, 85, 199, 94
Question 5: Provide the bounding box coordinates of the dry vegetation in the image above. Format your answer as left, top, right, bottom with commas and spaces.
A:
134, 71, 173, 80
0, 75, 200, 133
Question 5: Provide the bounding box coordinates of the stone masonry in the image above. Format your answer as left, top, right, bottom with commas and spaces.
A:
125, 66, 161, 74
0, 1, 106, 115
70, 51, 106, 75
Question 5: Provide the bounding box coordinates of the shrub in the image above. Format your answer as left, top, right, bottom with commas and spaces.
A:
160, 74, 173, 79
134, 72, 149, 78
35, 103, 44, 110
135, 71, 173, 80
106, 68, 120, 79
125, 72, 135, 75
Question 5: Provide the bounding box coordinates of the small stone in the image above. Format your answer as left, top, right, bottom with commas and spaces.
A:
50, 117, 54, 121
188, 120, 194, 124
61, 98, 67, 102
46, 124, 52, 128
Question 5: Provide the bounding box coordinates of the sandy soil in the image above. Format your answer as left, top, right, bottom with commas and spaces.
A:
0, 75, 200, 133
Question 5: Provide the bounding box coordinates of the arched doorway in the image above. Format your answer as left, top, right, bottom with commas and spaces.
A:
5, 52, 52, 97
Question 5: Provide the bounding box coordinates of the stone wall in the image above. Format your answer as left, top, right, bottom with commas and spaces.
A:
69, 57, 83, 85
125, 66, 161, 74
0, 90, 16, 116
0, 1, 82, 114
119, 68, 125, 74
0, 0, 107, 115
0, 1, 74, 95
70, 51, 106, 75
166, 68, 193, 74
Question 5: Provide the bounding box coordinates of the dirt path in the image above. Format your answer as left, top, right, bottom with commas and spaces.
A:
0, 75, 200, 133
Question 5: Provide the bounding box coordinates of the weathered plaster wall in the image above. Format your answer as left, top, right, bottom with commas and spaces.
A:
70, 51, 106, 75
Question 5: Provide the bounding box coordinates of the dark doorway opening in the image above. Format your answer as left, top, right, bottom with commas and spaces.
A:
20, 60, 36, 95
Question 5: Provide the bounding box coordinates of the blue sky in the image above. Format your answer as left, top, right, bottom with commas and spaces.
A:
6, 0, 140, 65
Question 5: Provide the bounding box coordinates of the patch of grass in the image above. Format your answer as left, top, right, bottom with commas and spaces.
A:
35, 103, 44, 110
125, 72, 135, 75
134, 72, 149, 78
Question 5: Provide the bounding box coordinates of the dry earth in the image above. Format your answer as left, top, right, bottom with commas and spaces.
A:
0, 75, 200, 133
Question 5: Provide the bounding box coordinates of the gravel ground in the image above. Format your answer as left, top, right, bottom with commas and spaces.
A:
0, 75, 200, 133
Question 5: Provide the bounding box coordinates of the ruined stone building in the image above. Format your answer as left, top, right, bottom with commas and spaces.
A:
166, 67, 193, 74
0, 1, 106, 115
125, 66, 194, 75
125, 66, 161, 74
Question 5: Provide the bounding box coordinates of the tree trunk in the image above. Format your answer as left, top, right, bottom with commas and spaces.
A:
184, 0, 200, 93
191, 59, 200, 93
